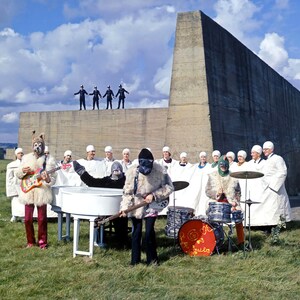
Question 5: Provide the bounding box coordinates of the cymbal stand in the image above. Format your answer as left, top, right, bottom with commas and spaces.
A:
243, 176, 248, 258
173, 191, 177, 248
245, 197, 253, 251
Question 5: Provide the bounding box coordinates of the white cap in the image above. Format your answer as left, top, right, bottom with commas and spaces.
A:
15, 148, 23, 156
86, 145, 95, 152
44, 146, 49, 153
226, 151, 235, 160
199, 151, 207, 158
105, 146, 113, 153
263, 141, 274, 150
238, 150, 247, 159
212, 150, 221, 157
64, 150, 72, 157
180, 152, 187, 158
251, 145, 262, 155
122, 148, 130, 154
162, 146, 170, 152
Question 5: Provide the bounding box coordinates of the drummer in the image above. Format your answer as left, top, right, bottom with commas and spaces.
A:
205, 155, 244, 246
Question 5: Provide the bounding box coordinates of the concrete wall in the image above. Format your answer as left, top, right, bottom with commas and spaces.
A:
165, 11, 213, 160
200, 11, 300, 194
19, 108, 168, 161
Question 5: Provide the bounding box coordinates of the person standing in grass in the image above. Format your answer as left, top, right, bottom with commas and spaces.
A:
120, 148, 174, 266
16, 132, 56, 249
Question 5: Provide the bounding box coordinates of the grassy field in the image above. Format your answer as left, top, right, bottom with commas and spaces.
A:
0, 159, 299, 300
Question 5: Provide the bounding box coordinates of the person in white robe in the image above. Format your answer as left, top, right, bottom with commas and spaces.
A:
77, 145, 106, 184
230, 150, 248, 203
55, 150, 82, 187
6, 148, 24, 222
259, 141, 292, 230
226, 151, 237, 171
103, 146, 115, 176
156, 146, 177, 178
208, 150, 221, 174
169, 152, 194, 209
191, 151, 211, 216
246, 145, 267, 227
118, 148, 133, 174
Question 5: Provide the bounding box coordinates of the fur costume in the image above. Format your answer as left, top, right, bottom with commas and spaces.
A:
121, 162, 174, 219
16, 153, 56, 206
16, 131, 56, 206
206, 171, 241, 210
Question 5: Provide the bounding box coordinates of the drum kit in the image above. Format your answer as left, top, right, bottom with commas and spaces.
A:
168, 171, 264, 257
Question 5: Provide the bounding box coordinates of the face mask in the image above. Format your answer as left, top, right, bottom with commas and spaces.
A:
138, 159, 153, 175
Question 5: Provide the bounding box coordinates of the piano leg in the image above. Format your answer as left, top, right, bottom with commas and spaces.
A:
65, 213, 71, 241
89, 220, 95, 258
73, 217, 80, 258
57, 212, 63, 241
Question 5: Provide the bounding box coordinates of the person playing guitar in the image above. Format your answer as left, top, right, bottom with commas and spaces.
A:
16, 131, 57, 249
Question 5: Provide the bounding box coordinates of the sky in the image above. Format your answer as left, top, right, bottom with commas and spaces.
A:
0, 0, 299, 143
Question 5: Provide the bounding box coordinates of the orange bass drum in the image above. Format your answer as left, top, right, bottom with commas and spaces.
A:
178, 219, 223, 257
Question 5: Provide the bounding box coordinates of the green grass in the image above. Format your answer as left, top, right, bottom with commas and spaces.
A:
0, 159, 299, 300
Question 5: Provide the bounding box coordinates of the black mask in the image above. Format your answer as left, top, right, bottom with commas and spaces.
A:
138, 159, 153, 175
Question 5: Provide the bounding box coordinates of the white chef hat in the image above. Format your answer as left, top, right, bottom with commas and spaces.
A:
263, 141, 274, 150
162, 146, 170, 152
86, 145, 95, 152
122, 148, 130, 154
226, 151, 235, 160
105, 146, 113, 153
15, 148, 23, 156
64, 150, 72, 156
251, 145, 262, 155
44, 146, 49, 153
212, 150, 221, 157
199, 151, 207, 158
180, 152, 187, 158
238, 150, 247, 159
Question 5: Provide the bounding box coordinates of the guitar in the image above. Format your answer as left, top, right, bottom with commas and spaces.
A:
21, 164, 72, 193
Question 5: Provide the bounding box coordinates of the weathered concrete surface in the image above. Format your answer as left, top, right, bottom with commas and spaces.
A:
18, 108, 168, 160
18, 11, 300, 195
165, 11, 213, 159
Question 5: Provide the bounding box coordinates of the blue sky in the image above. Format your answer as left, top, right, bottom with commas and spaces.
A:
0, 0, 299, 143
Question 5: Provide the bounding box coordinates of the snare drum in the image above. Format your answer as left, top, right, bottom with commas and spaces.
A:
231, 210, 243, 223
207, 202, 232, 223
178, 220, 224, 256
165, 206, 194, 238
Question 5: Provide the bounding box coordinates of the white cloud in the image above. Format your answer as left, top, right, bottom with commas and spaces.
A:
153, 56, 173, 95
1, 112, 18, 123
214, 0, 261, 43
258, 32, 288, 70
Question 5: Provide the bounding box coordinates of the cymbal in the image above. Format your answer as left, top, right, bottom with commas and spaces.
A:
240, 199, 261, 204
230, 171, 264, 179
173, 181, 189, 191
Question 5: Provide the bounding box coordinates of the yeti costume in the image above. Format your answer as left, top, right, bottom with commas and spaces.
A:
121, 148, 174, 265
16, 153, 56, 206
15, 131, 56, 249
121, 162, 173, 219
205, 171, 241, 210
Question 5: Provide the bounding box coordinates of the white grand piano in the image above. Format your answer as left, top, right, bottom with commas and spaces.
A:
51, 186, 123, 258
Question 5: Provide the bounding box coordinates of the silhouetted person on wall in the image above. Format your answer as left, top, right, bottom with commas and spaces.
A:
103, 85, 114, 109
74, 85, 88, 110
89, 86, 102, 110
116, 84, 129, 109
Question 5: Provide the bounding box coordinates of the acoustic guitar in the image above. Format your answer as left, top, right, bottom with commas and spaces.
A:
21, 164, 71, 193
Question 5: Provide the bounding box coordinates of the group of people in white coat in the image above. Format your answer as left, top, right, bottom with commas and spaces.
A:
6, 141, 292, 232
158, 142, 291, 231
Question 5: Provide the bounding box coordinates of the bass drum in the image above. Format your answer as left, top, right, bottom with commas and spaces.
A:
178, 219, 224, 257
